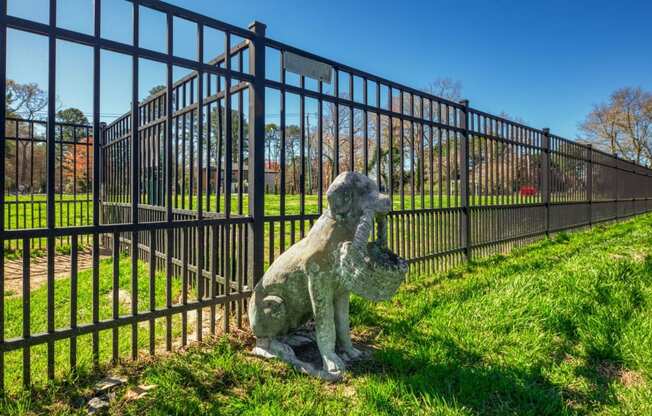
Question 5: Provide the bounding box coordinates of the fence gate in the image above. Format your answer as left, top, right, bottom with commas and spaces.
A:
1, 0, 652, 392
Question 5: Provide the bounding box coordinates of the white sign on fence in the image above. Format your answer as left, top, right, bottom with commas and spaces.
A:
283, 51, 333, 84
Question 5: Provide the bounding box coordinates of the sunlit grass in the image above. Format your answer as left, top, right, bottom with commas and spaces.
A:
2, 213, 651, 414
1, 255, 183, 394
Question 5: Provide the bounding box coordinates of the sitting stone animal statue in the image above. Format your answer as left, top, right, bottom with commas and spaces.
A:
248, 171, 408, 380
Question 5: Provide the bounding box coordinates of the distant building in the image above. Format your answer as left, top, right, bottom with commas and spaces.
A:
201, 160, 280, 193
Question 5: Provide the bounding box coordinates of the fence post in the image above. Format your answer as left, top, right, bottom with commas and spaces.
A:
542, 128, 550, 237
97, 123, 107, 225
248, 21, 267, 286
615, 155, 620, 222
0, 0, 5, 392
459, 99, 471, 261
587, 144, 593, 227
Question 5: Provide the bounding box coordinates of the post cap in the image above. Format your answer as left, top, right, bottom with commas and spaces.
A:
458, 99, 469, 107
542, 128, 550, 134
248, 21, 267, 33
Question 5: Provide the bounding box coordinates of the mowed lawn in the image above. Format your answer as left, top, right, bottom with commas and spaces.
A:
3, 213, 652, 415
4, 191, 540, 226
4, 192, 538, 260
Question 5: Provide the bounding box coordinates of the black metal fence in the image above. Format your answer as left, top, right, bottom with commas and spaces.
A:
4, 117, 94, 256
1, 0, 651, 392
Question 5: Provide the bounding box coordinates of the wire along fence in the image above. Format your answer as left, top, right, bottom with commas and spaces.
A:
1, 0, 651, 393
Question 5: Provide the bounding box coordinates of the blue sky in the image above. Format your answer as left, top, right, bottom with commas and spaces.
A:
6, 0, 652, 139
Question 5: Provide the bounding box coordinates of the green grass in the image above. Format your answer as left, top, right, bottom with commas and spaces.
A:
4, 194, 94, 259
4, 192, 538, 260
4, 193, 92, 228
0, 255, 184, 393
3, 213, 652, 415
166, 193, 533, 216
4, 192, 536, 224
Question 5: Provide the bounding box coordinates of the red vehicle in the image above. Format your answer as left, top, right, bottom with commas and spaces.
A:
519, 186, 537, 196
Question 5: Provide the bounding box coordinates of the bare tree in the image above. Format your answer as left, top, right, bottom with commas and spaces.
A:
498, 111, 528, 126
580, 86, 652, 166
148, 85, 166, 98
424, 77, 463, 101
6, 80, 47, 120
613, 87, 652, 164
579, 103, 623, 155
5, 80, 48, 193
321, 101, 363, 184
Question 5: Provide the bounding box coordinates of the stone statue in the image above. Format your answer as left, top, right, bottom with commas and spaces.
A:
248, 171, 408, 380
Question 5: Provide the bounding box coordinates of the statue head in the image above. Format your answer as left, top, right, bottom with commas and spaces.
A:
326, 172, 390, 248
326, 172, 407, 301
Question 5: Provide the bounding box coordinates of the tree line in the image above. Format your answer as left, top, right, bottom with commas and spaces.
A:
5, 80, 91, 194
5, 77, 650, 201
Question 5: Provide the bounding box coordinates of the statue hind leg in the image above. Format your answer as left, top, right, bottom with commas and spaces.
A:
248, 294, 296, 359
248, 293, 342, 381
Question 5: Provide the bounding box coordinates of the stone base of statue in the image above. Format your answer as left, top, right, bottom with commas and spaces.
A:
251, 324, 371, 381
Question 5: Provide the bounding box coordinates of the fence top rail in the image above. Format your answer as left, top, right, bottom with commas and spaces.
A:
263, 30, 652, 174
589, 146, 641, 173
5, 117, 94, 146
549, 134, 652, 174
264, 36, 465, 110
101, 201, 236, 219
124, 0, 254, 41
5, 116, 91, 130
138, 40, 250, 103
467, 107, 545, 135
102, 39, 251, 140
263, 34, 652, 175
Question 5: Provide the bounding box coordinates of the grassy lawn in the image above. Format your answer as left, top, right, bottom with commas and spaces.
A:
4, 192, 538, 224
4, 192, 541, 260
0, 255, 186, 393
2, 213, 651, 415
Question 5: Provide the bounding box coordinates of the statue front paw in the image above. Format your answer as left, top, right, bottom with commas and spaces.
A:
340, 346, 363, 362
322, 352, 346, 376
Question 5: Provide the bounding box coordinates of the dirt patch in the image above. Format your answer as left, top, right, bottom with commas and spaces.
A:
609, 250, 649, 263
352, 326, 382, 345
123, 384, 156, 401
620, 370, 645, 388
597, 360, 646, 388
168, 310, 254, 352
3, 250, 105, 296
108, 289, 132, 308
